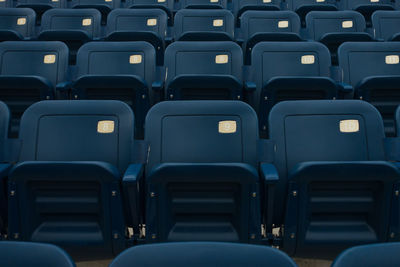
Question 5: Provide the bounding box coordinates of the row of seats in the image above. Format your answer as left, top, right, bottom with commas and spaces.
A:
2, 240, 400, 266
1, 40, 400, 138
2, 8, 400, 63
1, 0, 400, 23
1, 99, 400, 261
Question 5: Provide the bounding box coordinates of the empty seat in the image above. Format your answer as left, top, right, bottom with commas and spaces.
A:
0, 101, 10, 235
0, 8, 35, 41
16, 0, 66, 17
306, 11, 372, 64
174, 9, 234, 41
106, 9, 168, 65
332, 243, 400, 267
39, 9, 102, 64
110, 242, 298, 267
287, 0, 338, 24
0, 41, 68, 137
143, 101, 261, 243
239, 11, 301, 63
338, 42, 400, 136
164, 41, 243, 100
73, 42, 157, 137
8, 100, 135, 260
248, 41, 339, 136
126, 0, 174, 23
233, 0, 281, 25
71, 0, 120, 18
339, 0, 394, 24
0, 242, 75, 267
372, 11, 400, 41
267, 100, 400, 259
179, 0, 228, 9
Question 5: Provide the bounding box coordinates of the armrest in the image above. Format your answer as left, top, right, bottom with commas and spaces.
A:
38, 30, 92, 42
336, 82, 354, 98
56, 81, 73, 92
167, 74, 243, 100
151, 80, 164, 92
122, 163, 145, 231
260, 163, 279, 233
178, 31, 233, 41
260, 163, 279, 184
0, 75, 54, 99
245, 81, 257, 92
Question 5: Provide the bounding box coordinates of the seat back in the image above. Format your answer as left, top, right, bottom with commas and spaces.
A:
174, 9, 234, 41
16, 0, 66, 9
145, 101, 258, 171
306, 11, 366, 40
18, 100, 134, 173
340, 0, 393, 10
338, 42, 400, 134
127, 0, 174, 15
0, 0, 11, 8
372, 11, 400, 41
0, 8, 36, 39
110, 242, 298, 267
0, 41, 68, 86
332, 243, 400, 267
180, 0, 227, 9
0, 101, 9, 157
233, 0, 282, 20
106, 8, 168, 40
41, 9, 102, 39
268, 100, 387, 225
241, 11, 301, 41
0, 242, 75, 267
72, 0, 121, 10
250, 41, 332, 111
164, 41, 243, 99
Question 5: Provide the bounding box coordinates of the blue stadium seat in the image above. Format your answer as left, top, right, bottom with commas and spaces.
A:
164, 41, 243, 100
16, 0, 66, 17
143, 101, 261, 243
239, 11, 302, 63
174, 9, 234, 41
0, 8, 35, 41
306, 11, 372, 64
372, 11, 400, 41
233, 0, 281, 25
106, 9, 168, 65
248, 41, 339, 136
71, 0, 120, 19
110, 242, 298, 267
396, 106, 400, 136
0, 101, 11, 235
268, 100, 400, 259
286, 0, 338, 24
0, 241, 75, 267
0, 41, 69, 137
39, 9, 102, 64
332, 243, 400, 267
339, 0, 394, 25
338, 42, 400, 136
8, 100, 134, 260
0, 0, 12, 8
126, 0, 174, 24
179, 0, 228, 9
73, 41, 157, 138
